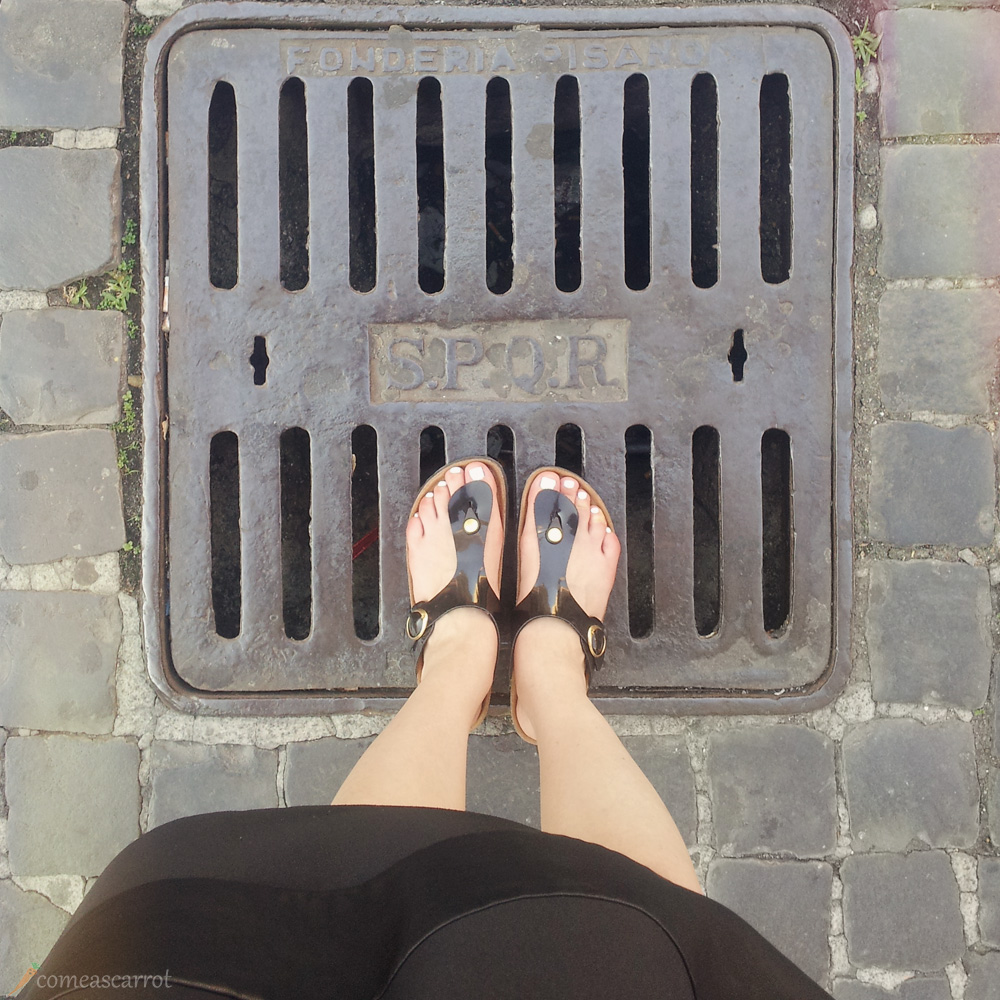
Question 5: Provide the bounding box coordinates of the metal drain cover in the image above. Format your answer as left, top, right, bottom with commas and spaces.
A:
140, 3, 854, 715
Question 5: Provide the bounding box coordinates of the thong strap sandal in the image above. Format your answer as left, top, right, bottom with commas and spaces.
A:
509, 467, 612, 745
406, 457, 506, 732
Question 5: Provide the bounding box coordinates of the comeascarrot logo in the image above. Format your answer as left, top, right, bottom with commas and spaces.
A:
4, 962, 39, 997
5, 970, 172, 994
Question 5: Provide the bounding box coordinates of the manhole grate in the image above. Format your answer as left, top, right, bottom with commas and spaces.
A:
140, 4, 854, 715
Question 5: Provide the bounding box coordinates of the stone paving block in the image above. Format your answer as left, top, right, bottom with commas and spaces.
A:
842, 852, 963, 970
0, 0, 125, 130
707, 859, 831, 985
620, 735, 697, 845
833, 984, 893, 1000
0, 430, 125, 565
877, 288, 1000, 415
0, 309, 122, 425
467, 734, 540, 828
868, 422, 995, 546
148, 742, 279, 829
0, 591, 120, 735
0, 149, 120, 290
899, 978, 957, 1000
879, 145, 1000, 279
707, 726, 836, 857
843, 719, 978, 851
989, 769, 1000, 854
284, 736, 374, 806
866, 560, 991, 708
0, 880, 69, 994
983, 858, 1000, 948
877, 10, 1000, 137
965, 952, 1000, 1000
5, 735, 139, 876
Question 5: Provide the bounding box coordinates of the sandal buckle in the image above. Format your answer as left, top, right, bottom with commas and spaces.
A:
406, 608, 429, 640
587, 624, 607, 658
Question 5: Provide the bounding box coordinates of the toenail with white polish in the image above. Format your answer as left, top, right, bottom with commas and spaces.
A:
468, 465, 485, 480
425, 492, 435, 499
540, 475, 557, 489
578, 490, 588, 500
449, 467, 462, 474
591, 506, 601, 514
563, 478, 577, 489
606, 527, 612, 533
437, 480, 447, 487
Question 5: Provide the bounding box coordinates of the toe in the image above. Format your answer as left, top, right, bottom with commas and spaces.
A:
574, 488, 592, 530
602, 526, 622, 559
432, 478, 450, 516
560, 475, 579, 502
405, 507, 424, 545
444, 465, 466, 496
417, 490, 438, 521
588, 503, 607, 537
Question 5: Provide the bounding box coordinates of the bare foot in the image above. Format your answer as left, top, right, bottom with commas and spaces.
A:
404, 461, 503, 722
512, 472, 621, 741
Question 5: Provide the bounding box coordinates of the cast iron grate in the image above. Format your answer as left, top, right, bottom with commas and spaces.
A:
140, 3, 854, 715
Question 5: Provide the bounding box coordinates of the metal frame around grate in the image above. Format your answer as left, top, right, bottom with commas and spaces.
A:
140, 3, 854, 716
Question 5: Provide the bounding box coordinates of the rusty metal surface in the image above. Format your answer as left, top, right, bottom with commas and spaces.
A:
140, 3, 854, 716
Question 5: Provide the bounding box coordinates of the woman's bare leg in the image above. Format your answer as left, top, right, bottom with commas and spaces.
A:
512, 474, 703, 894
332, 463, 501, 811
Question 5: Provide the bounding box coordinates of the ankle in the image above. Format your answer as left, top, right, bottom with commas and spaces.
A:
512, 619, 589, 726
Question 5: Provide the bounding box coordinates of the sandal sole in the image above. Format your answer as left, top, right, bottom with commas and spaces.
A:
510, 467, 615, 745
406, 455, 507, 732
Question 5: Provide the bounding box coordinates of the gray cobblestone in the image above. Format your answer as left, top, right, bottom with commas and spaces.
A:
842, 852, 964, 970
707, 726, 836, 857
467, 734, 540, 828
866, 560, 991, 709
284, 736, 373, 806
965, 952, 1000, 1000
0, 880, 69, 993
0, 591, 120, 734
707, 859, 832, 985
0, 309, 122, 425
833, 983, 894, 1000
0, 149, 121, 290
0, 430, 125, 564
879, 145, 1000, 279
148, 742, 279, 829
877, 288, 1000, 415
5, 735, 139, 876
900, 979, 958, 1000
0, 0, 125, 130
877, 10, 1000, 137
868, 422, 995, 546
843, 719, 978, 851
620, 735, 697, 846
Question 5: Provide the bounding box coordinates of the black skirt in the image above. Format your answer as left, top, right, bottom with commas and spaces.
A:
23, 805, 833, 999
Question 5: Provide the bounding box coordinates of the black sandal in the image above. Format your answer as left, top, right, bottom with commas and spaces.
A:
405, 457, 506, 731
509, 467, 612, 745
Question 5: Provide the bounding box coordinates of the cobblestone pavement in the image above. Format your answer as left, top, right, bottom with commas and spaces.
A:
2, 1, 1000, 996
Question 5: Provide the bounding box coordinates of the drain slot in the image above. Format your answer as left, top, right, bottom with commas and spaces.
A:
690, 72, 719, 289
209, 431, 241, 639
348, 77, 377, 293
692, 426, 721, 636
625, 424, 653, 638
419, 425, 447, 482
486, 423, 517, 611
416, 78, 445, 293
761, 428, 792, 633
553, 75, 581, 293
623, 74, 651, 291
554, 422, 584, 477
280, 428, 312, 640
351, 425, 380, 640
760, 73, 791, 284
278, 77, 310, 290
485, 77, 514, 295
208, 81, 238, 290
249, 335, 269, 385
728, 329, 747, 382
